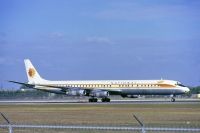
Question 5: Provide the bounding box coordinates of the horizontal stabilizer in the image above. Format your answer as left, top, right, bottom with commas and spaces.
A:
8, 80, 35, 88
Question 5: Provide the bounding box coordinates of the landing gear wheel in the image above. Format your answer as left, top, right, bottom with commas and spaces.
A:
89, 98, 98, 102
171, 97, 175, 102
94, 98, 98, 102
106, 98, 110, 102
101, 97, 111, 102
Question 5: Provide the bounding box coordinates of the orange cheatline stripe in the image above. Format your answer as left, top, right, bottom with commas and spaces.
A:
158, 84, 176, 88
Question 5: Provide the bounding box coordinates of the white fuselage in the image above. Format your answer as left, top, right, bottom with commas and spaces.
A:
34, 79, 189, 95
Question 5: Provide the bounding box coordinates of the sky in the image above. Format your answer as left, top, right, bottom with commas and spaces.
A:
0, 0, 200, 89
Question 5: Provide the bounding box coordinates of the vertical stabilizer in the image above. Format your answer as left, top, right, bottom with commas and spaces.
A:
24, 59, 44, 84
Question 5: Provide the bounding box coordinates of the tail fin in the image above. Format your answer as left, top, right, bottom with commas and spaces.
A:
24, 59, 44, 84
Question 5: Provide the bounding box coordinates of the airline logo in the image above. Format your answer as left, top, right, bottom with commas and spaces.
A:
28, 68, 35, 78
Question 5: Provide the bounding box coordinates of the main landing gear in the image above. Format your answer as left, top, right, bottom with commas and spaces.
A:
89, 97, 98, 102
170, 94, 176, 102
88, 97, 111, 102
101, 97, 110, 102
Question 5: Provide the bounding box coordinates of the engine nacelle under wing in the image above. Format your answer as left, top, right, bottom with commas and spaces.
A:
90, 90, 109, 98
66, 89, 86, 96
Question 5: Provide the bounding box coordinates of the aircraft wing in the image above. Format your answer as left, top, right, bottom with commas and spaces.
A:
9, 80, 70, 91
8, 81, 122, 95
8, 80, 35, 88
33, 84, 74, 92
27, 84, 122, 95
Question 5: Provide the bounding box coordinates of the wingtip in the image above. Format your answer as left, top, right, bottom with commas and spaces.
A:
7, 80, 16, 83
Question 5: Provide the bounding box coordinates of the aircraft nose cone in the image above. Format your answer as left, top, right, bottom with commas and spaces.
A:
183, 87, 190, 93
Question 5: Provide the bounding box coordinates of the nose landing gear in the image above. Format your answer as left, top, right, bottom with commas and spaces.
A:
170, 94, 176, 102
171, 97, 175, 102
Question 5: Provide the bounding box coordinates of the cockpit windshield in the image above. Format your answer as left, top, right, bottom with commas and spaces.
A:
178, 84, 186, 87
176, 82, 186, 87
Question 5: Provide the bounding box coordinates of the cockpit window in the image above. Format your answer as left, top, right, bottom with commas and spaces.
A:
177, 83, 186, 87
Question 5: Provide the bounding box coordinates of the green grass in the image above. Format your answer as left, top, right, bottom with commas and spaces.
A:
0, 103, 199, 133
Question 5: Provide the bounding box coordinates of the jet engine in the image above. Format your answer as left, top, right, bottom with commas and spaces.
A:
20, 89, 25, 92
90, 90, 109, 98
66, 89, 86, 96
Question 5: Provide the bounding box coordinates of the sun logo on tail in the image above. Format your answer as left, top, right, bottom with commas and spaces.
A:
28, 68, 35, 78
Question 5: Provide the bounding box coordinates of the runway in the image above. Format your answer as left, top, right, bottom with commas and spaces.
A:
0, 98, 199, 105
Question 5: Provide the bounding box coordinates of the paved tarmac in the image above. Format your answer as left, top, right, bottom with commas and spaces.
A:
0, 99, 199, 105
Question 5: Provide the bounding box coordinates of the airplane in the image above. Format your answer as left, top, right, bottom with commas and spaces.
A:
9, 59, 190, 102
